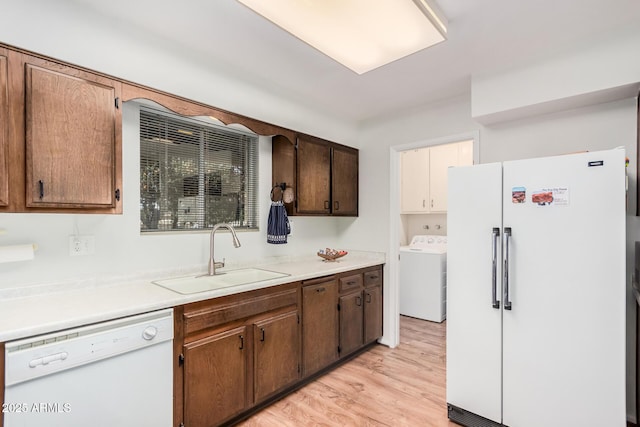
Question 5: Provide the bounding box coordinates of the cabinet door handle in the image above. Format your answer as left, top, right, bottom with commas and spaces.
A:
356, 296, 362, 306
334, 201, 339, 211
347, 280, 356, 286
316, 287, 325, 293
366, 293, 372, 303
239, 335, 244, 350
260, 328, 265, 342
431, 199, 434, 208
324, 200, 330, 210
38, 180, 44, 200
422, 199, 425, 208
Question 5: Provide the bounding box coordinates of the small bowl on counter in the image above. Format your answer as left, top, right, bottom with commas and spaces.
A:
317, 248, 348, 262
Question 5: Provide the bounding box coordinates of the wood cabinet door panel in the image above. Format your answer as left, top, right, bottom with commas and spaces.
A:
253, 310, 300, 403
364, 268, 382, 287
296, 137, 330, 214
25, 64, 116, 207
302, 279, 338, 376
339, 273, 363, 293
184, 326, 247, 427
0, 53, 7, 206
339, 291, 364, 356
364, 285, 383, 343
331, 146, 358, 216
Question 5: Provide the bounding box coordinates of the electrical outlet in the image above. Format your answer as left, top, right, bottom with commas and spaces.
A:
69, 235, 95, 256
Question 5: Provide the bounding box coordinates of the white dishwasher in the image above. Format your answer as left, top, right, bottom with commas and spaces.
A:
4, 308, 173, 427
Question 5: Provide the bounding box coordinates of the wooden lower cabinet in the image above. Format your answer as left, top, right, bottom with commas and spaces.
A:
253, 310, 300, 403
338, 266, 383, 358
363, 267, 383, 344
302, 277, 339, 376
175, 266, 382, 426
177, 283, 300, 427
339, 291, 364, 356
364, 284, 383, 343
183, 326, 248, 427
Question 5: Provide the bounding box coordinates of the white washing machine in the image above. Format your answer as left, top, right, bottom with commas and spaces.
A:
399, 235, 447, 322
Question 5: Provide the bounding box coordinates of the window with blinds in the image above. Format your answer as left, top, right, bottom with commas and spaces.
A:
140, 107, 259, 232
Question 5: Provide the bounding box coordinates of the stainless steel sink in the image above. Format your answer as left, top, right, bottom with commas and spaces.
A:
152, 268, 290, 295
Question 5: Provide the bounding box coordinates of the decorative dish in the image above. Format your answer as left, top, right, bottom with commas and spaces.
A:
317, 248, 348, 261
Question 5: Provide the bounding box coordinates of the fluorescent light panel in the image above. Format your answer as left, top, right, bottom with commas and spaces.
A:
237, 0, 448, 74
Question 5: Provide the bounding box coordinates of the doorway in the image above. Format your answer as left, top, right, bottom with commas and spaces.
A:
387, 131, 479, 346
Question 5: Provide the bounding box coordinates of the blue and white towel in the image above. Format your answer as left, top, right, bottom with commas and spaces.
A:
267, 200, 290, 244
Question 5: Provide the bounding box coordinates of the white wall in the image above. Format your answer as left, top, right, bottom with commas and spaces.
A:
472, 30, 640, 124
403, 214, 447, 243
337, 95, 478, 347
352, 95, 638, 421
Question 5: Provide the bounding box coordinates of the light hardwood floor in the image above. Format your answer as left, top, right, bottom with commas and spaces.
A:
238, 316, 457, 426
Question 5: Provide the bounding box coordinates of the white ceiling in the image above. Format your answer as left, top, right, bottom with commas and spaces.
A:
70, 0, 640, 123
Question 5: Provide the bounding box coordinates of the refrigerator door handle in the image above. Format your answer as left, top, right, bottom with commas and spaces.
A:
492, 227, 501, 309
503, 227, 512, 310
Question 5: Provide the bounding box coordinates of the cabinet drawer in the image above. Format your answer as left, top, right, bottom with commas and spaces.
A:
339, 273, 362, 293
183, 287, 297, 336
364, 269, 382, 287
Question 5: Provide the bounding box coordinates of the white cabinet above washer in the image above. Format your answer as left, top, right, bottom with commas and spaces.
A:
401, 140, 473, 214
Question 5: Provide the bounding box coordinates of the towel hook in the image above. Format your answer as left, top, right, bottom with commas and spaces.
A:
270, 182, 287, 202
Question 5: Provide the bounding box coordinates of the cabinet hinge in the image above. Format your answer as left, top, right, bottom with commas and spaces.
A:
115, 97, 120, 109
115, 188, 121, 201
179, 353, 184, 367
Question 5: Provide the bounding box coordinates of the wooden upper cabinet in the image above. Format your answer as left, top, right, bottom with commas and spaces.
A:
0, 52, 7, 206
296, 136, 331, 214
24, 58, 121, 210
276, 134, 358, 216
332, 145, 358, 216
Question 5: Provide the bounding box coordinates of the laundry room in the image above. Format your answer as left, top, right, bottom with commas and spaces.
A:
398, 138, 474, 323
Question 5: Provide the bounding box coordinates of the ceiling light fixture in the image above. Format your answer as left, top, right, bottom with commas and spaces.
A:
237, 0, 448, 75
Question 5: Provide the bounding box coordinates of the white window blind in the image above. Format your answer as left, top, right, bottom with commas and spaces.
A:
140, 107, 259, 232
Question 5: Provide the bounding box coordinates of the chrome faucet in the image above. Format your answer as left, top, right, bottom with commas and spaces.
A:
208, 223, 241, 276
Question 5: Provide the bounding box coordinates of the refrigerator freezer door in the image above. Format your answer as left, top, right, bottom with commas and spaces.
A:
447, 162, 503, 424
501, 150, 626, 427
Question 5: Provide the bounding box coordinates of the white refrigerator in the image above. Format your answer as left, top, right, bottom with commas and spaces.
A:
446, 149, 626, 427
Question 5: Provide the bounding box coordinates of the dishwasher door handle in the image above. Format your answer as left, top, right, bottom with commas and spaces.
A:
29, 352, 68, 368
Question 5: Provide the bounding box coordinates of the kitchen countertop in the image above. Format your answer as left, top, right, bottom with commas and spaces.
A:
0, 251, 386, 342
